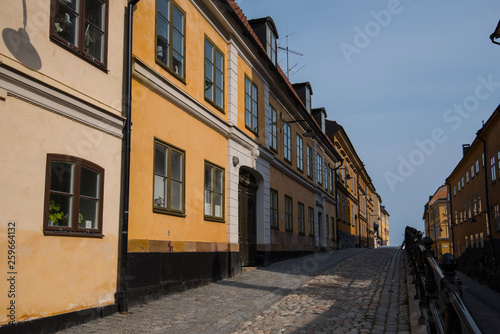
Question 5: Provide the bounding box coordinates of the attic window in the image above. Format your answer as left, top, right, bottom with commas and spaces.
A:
305, 86, 311, 113
267, 24, 277, 65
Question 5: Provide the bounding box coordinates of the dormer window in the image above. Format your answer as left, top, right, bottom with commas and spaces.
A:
305, 86, 311, 113
267, 24, 277, 65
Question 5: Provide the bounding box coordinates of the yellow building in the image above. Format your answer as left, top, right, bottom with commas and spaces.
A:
0, 0, 127, 330
423, 185, 450, 257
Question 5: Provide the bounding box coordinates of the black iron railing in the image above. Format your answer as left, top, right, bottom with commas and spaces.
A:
404, 226, 482, 334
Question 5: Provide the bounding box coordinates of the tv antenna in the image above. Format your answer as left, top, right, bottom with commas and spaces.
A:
278, 32, 304, 78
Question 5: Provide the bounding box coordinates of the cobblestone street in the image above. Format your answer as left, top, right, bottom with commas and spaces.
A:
58, 247, 410, 334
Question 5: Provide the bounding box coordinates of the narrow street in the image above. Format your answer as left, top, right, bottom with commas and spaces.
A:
58, 247, 410, 334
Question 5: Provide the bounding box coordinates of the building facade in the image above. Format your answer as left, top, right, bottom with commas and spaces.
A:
446, 107, 500, 288
0, 0, 127, 329
423, 185, 450, 257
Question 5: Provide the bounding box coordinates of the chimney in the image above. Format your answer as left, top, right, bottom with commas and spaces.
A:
462, 144, 471, 156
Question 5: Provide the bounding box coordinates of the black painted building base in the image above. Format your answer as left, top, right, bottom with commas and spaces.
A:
126, 251, 241, 306
255, 250, 315, 267
0, 304, 117, 334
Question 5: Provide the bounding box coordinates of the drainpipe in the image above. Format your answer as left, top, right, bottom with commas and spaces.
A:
477, 134, 497, 268
116, 0, 141, 314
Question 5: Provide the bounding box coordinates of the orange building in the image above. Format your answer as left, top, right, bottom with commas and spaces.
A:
423, 185, 450, 257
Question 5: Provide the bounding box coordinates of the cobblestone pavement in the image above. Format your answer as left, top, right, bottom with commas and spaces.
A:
58, 247, 410, 334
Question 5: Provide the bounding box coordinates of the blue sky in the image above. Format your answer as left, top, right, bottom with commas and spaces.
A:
236, 0, 500, 245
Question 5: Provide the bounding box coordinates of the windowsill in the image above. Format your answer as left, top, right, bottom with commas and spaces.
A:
204, 97, 225, 114
155, 59, 186, 85
50, 36, 108, 72
153, 207, 186, 217
44, 230, 104, 238
204, 216, 225, 223
285, 229, 294, 233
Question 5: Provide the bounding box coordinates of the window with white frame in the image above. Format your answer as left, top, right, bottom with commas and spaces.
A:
317, 154, 323, 184
491, 156, 497, 181
471, 165, 475, 178
476, 160, 480, 174
51, 0, 108, 68
266, 24, 277, 65
270, 188, 279, 229
204, 38, 224, 110
153, 139, 185, 214
306, 145, 313, 178
283, 123, 291, 162
270, 106, 277, 151
156, 0, 185, 78
285, 195, 293, 231
44, 154, 104, 236
245, 77, 258, 133
296, 134, 303, 171
204, 162, 224, 220
466, 171, 469, 183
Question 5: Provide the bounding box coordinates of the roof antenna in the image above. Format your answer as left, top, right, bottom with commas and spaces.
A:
278, 32, 304, 78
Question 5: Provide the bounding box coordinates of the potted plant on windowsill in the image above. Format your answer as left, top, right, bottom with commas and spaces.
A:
49, 199, 67, 226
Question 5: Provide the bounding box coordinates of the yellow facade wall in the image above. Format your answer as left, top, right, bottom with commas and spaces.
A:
128, 81, 227, 246
0, 98, 121, 324
133, 0, 228, 120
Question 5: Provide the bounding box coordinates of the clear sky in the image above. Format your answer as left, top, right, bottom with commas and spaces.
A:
235, 0, 500, 246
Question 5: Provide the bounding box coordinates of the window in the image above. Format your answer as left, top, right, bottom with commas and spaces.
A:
298, 202, 305, 234
324, 162, 328, 191
478, 193, 482, 213
495, 205, 500, 231
44, 154, 104, 236
266, 24, 277, 65
156, 0, 185, 78
285, 195, 293, 231
491, 156, 497, 182
308, 207, 314, 235
204, 162, 224, 220
458, 180, 460, 191
204, 38, 224, 110
317, 154, 323, 184
466, 171, 469, 183
329, 168, 334, 194
245, 77, 258, 133
283, 124, 291, 162
270, 189, 279, 229
471, 165, 475, 178
453, 186, 456, 196
153, 139, 185, 214
270, 106, 277, 151
473, 197, 477, 216
306, 145, 313, 178
476, 160, 480, 174
296, 135, 303, 171
305, 86, 311, 113
482, 153, 485, 167
461, 177, 464, 188
51, 0, 108, 68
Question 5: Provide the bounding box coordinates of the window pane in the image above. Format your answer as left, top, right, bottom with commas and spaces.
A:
84, 23, 104, 61
173, 6, 184, 32
214, 193, 223, 218
79, 198, 98, 229
172, 51, 183, 76
215, 51, 223, 70
49, 193, 73, 227
55, 2, 79, 46
205, 165, 214, 191
204, 189, 213, 215
80, 166, 99, 198
158, 0, 170, 17
205, 40, 213, 62
154, 143, 168, 176
85, 0, 105, 30
170, 180, 183, 210
171, 150, 183, 181
173, 30, 183, 56
215, 70, 223, 89
59, 0, 79, 12
154, 175, 167, 207
215, 88, 223, 107
51, 162, 74, 193
215, 168, 223, 193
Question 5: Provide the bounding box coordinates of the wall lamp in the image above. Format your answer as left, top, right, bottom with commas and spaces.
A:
490, 20, 500, 45
279, 112, 317, 137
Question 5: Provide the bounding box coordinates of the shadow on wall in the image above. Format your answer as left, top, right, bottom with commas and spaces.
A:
2, 0, 42, 70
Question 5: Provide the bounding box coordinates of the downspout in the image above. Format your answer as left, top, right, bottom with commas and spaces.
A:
477, 134, 497, 267
117, 0, 141, 313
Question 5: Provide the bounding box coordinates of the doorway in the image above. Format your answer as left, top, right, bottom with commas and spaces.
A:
238, 171, 257, 266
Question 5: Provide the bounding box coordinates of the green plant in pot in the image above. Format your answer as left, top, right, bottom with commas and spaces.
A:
49, 199, 66, 226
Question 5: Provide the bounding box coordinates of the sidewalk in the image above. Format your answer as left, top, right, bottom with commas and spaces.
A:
57, 247, 410, 334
